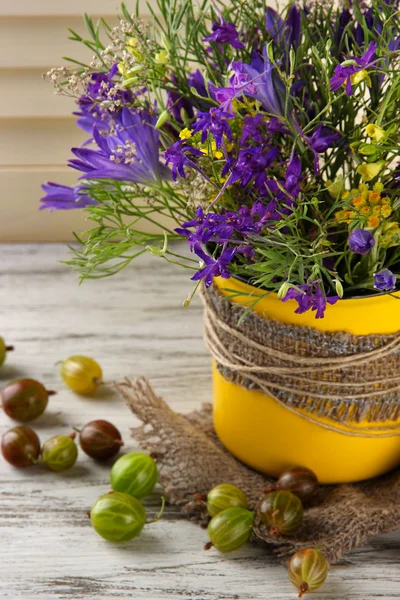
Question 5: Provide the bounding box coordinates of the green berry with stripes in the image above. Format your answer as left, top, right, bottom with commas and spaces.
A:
206, 507, 255, 553
90, 492, 147, 542
110, 452, 158, 499
206, 484, 248, 517
41, 434, 78, 472
288, 548, 329, 597
258, 490, 304, 536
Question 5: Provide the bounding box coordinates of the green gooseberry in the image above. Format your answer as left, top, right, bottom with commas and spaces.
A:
206, 507, 255, 553
0, 337, 14, 367
206, 484, 248, 517
258, 490, 304, 536
42, 433, 78, 472
90, 492, 147, 542
110, 452, 158, 499
288, 548, 329, 597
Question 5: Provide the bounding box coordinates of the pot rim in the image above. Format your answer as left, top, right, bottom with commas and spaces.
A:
230, 272, 399, 302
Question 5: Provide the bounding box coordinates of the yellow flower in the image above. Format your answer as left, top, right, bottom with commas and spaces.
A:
179, 128, 193, 140
366, 123, 386, 142
367, 216, 380, 228
326, 176, 343, 198
381, 222, 400, 248
350, 69, 372, 87
200, 140, 223, 159
373, 182, 384, 193
155, 49, 169, 64
335, 209, 355, 223
368, 191, 381, 204
357, 162, 384, 182
352, 194, 366, 208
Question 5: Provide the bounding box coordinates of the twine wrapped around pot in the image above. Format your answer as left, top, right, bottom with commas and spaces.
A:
116, 377, 400, 564
202, 284, 400, 429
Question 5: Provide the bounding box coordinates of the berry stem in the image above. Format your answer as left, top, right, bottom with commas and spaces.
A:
263, 484, 276, 494
146, 496, 166, 524
27, 454, 39, 465
5, 345, 14, 352
85, 511, 91, 519
193, 493, 207, 502
68, 432, 77, 440
73, 427, 82, 434
269, 526, 279, 536
298, 583, 309, 598
204, 541, 214, 551
46, 390, 57, 397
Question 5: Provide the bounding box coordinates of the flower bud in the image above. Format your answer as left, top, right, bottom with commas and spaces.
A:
155, 110, 170, 129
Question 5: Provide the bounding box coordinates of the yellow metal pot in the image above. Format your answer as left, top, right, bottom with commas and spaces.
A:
212, 276, 400, 484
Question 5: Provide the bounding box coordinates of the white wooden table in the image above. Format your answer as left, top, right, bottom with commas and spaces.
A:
1, 244, 399, 600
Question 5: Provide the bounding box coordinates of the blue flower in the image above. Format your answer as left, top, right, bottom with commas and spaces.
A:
283, 282, 339, 319
69, 108, 171, 184
40, 182, 97, 211
373, 269, 397, 291
349, 229, 375, 255
330, 42, 377, 96
192, 108, 233, 149
204, 19, 244, 49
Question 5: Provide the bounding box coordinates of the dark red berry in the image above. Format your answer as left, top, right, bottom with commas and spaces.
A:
78, 420, 123, 461
1, 426, 41, 467
1, 378, 55, 422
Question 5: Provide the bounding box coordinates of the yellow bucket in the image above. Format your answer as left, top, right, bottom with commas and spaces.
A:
212, 276, 400, 484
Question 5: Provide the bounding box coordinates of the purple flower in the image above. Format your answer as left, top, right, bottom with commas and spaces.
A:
242, 49, 287, 117
192, 108, 233, 149
167, 75, 195, 122
373, 269, 397, 291
188, 70, 208, 98
262, 155, 302, 205
330, 42, 377, 96
240, 114, 265, 145
349, 229, 375, 255
164, 141, 203, 180
40, 182, 97, 211
74, 65, 130, 133
176, 205, 260, 248
230, 146, 280, 191
306, 125, 342, 174
204, 19, 244, 49
265, 5, 300, 51
69, 108, 171, 184
191, 242, 237, 287
283, 282, 339, 319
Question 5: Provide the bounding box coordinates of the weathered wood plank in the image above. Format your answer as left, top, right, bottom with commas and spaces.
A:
0, 244, 399, 599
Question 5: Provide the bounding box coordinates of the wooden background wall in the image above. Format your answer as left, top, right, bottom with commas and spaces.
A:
1, 1, 136, 242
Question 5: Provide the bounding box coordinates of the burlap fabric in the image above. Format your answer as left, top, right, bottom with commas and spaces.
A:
116, 377, 400, 565
202, 285, 400, 427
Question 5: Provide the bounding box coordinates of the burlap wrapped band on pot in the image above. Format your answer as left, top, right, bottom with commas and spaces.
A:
202, 284, 400, 429
116, 377, 400, 564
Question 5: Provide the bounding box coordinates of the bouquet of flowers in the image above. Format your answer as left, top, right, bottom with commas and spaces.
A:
43, 0, 400, 318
